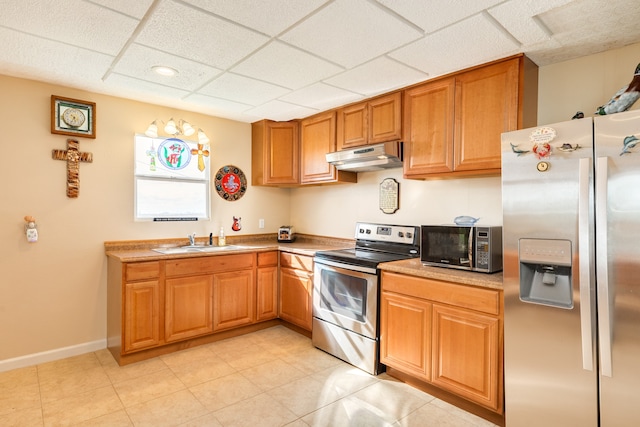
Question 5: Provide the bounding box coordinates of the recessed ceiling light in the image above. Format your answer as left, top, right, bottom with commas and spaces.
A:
151, 65, 178, 77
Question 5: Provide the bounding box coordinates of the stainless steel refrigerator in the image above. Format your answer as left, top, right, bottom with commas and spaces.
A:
501, 109, 640, 426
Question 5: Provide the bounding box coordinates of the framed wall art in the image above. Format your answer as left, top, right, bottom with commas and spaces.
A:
51, 95, 96, 138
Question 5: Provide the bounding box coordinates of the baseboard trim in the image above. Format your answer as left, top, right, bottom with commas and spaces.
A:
0, 339, 107, 373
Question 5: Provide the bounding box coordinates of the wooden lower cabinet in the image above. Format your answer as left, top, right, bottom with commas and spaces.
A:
256, 251, 278, 321
380, 292, 431, 381
124, 280, 161, 352
279, 252, 313, 330
213, 270, 255, 331
380, 271, 503, 413
165, 275, 213, 342
432, 304, 501, 411
108, 252, 278, 363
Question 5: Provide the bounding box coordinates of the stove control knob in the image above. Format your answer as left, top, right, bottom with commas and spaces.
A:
406, 232, 413, 239
366, 229, 371, 234
398, 232, 404, 237
359, 228, 365, 234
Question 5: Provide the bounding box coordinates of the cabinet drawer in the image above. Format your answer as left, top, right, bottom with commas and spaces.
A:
125, 261, 160, 281
258, 251, 278, 267
382, 272, 500, 315
280, 252, 313, 272
166, 253, 255, 277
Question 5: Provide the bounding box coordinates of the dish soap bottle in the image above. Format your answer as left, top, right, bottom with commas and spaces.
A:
218, 227, 226, 246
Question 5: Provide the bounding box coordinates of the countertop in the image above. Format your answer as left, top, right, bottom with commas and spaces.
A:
105, 235, 503, 291
379, 258, 503, 290
104, 235, 354, 262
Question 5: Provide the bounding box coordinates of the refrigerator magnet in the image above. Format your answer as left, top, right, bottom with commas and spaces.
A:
537, 161, 550, 172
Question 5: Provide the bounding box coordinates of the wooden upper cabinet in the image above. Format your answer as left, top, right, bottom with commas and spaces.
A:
251, 120, 299, 186
403, 77, 455, 176
369, 92, 403, 144
403, 54, 537, 179
337, 92, 402, 150
453, 58, 519, 172
300, 111, 357, 185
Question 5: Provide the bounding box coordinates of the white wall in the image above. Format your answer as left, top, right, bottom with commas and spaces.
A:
291, 169, 502, 238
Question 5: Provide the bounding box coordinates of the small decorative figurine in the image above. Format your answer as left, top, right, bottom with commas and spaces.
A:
621, 135, 639, 156
510, 143, 530, 156
24, 216, 38, 243
572, 111, 584, 120
232, 216, 242, 231
596, 63, 640, 115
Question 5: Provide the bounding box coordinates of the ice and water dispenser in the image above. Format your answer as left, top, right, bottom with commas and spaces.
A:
519, 238, 573, 309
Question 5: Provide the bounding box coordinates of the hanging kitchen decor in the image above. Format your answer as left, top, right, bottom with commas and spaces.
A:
215, 165, 247, 201
379, 178, 399, 214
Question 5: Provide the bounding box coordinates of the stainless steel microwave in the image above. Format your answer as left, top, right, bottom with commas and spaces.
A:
420, 225, 502, 273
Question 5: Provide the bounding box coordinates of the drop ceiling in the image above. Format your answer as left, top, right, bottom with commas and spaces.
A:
1, 0, 639, 123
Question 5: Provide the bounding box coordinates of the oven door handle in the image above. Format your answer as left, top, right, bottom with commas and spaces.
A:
313, 258, 378, 275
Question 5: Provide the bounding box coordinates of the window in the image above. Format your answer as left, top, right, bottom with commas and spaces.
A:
134, 135, 210, 221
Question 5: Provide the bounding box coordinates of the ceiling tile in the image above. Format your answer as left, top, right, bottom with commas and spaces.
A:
198, 73, 289, 105
0, 0, 138, 55
532, 0, 640, 65
279, 83, 364, 110
0, 27, 114, 87
377, 0, 503, 33
113, 43, 223, 91
324, 56, 428, 96
183, 93, 260, 122
488, 0, 573, 46
389, 13, 521, 77
89, 0, 155, 19
280, 0, 423, 68
244, 100, 319, 122
135, 0, 269, 69
181, 0, 328, 36
103, 73, 191, 101
231, 41, 343, 90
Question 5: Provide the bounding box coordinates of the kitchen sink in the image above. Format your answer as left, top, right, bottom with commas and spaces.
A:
152, 245, 242, 254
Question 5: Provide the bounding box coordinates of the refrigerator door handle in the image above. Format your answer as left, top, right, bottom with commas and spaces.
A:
596, 156, 613, 377
578, 157, 594, 371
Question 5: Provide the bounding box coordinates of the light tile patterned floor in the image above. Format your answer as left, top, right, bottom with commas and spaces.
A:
0, 326, 498, 426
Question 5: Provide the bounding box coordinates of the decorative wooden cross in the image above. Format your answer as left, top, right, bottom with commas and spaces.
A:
190, 143, 210, 171
52, 138, 93, 198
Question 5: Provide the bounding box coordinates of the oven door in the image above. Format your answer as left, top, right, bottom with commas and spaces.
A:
313, 258, 378, 339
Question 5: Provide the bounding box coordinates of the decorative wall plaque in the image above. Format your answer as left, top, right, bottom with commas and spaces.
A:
215, 165, 247, 201
379, 178, 399, 214
52, 138, 93, 198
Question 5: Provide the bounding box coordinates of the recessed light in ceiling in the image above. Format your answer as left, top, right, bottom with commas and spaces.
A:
151, 65, 178, 77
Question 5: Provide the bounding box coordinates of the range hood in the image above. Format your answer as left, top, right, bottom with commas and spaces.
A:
326, 141, 403, 172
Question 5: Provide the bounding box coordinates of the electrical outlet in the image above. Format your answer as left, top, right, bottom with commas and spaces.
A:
259, 219, 265, 229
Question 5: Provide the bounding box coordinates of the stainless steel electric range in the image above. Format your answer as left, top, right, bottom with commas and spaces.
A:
312, 222, 420, 375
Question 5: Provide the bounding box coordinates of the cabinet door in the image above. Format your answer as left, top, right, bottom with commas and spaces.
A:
279, 267, 313, 330
165, 275, 213, 342
380, 291, 431, 380
257, 266, 278, 321
454, 59, 518, 172
124, 280, 161, 353
213, 270, 255, 331
251, 120, 299, 185
300, 111, 339, 184
403, 77, 455, 177
336, 102, 367, 150
432, 304, 501, 411
369, 92, 402, 144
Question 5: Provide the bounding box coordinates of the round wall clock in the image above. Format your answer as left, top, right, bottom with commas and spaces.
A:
62, 108, 86, 127
215, 165, 247, 201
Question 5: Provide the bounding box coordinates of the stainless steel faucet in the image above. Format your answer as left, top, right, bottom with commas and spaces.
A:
188, 233, 196, 246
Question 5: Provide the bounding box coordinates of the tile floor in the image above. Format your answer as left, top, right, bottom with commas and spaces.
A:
0, 326, 498, 426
